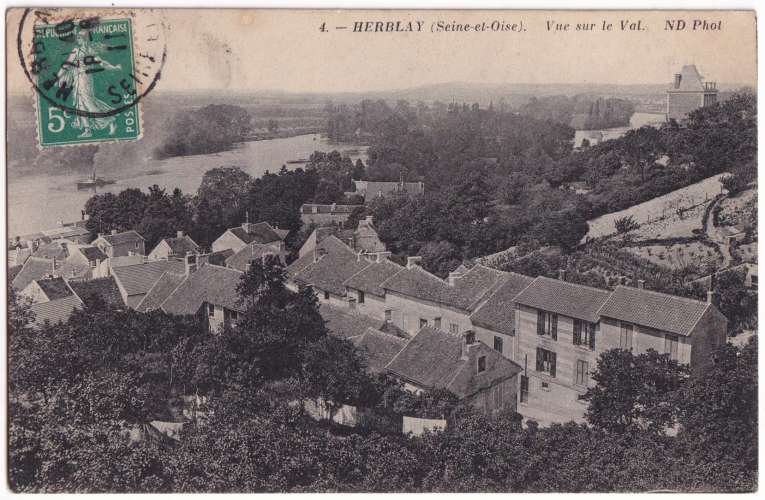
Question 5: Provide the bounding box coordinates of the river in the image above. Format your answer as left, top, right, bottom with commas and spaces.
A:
8, 134, 366, 238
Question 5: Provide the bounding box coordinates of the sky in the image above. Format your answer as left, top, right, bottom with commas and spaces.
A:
7, 9, 757, 94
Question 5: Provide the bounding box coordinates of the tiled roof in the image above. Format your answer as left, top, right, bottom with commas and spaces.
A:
32, 241, 70, 260
34, 277, 73, 301
162, 235, 200, 255
385, 326, 521, 398
109, 255, 146, 268
135, 272, 185, 312
319, 304, 385, 339
111, 260, 185, 297
300, 204, 363, 214
289, 236, 367, 296
30, 294, 83, 326
343, 260, 403, 297
598, 285, 712, 336
100, 230, 145, 246
351, 327, 408, 374
161, 265, 244, 316
670, 65, 707, 92
68, 277, 124, 308
225, 242, 280, 272
512, 276, 611, 322
228, 222, 284, 245
470, 273, 535, 335
12, 257, 55, 290
381, 264, 507, 312
8, 265, 23, 283
78, 246, 107, 261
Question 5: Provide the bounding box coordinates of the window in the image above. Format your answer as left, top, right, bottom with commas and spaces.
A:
477, 356, 486, 373
493, 384, 503, 408
751, 275, 758, 290
536, 310, 558, 340
665, 334, 679, 361
535, 347, 556, 377
520, 375, 529, 403
348, 298, 356, 310
434, 317, 442, 329
135, 241, 139, 249
358, 291, 365, 304
449, 323, 459, 334
324, 291, 330, 301
493, 336, 504, 353
420, 318, 428, 329
573, 319, 596, 349
620, 323, 634, 350
208, 303, 215, 317
385, 309, 392, 322
575, 359, 589, 387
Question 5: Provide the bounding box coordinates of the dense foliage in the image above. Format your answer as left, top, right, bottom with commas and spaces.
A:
519, 95, 635, 129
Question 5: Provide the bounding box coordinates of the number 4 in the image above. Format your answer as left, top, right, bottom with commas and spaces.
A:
319, 22, 326, 32
47, 107, 68, 133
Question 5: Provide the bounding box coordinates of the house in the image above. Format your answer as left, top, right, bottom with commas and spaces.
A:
8, 244, 33, 267
666, 65, 718, 121
511, 274, 612, 425
31, 240, 71, 261
148, 231, 200, 260
41, 224, 91, 244
320, 303, 387, 339
20, 276, 84, 327
343, 258, 402, 320
93, 230, 146, 258
68, 277, 125, 308
11, 256, 57, 291
385, 327, 522, 415
379, 260, 508, 337
469, 272, 535, 360
351, 327, 408, 374
512, 273, 727, 426
225, 241, 287, 272
135, 272, 186, 313
111, 259, 186, 309
55, 245, 108, 280
20, 276, 74, 304
287, 235, 370, 307
297, 219, 387, 259
348, 179, 425, 202
211, 221, 288, 255
160, 264, 245, 333
300, 203, 363, 227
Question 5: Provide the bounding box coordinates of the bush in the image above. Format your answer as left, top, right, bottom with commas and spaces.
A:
614, 215, 640, 234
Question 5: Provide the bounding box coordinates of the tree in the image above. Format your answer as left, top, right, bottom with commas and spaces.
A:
267, 119, 279, 133
584, 349, 688, 434
714, 269, 757, 332
193, 166, 252, 247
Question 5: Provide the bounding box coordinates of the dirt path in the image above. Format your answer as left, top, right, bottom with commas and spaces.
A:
704, 194, 732, 268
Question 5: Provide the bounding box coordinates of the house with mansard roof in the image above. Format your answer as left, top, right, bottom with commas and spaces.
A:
385, 326, 522, 415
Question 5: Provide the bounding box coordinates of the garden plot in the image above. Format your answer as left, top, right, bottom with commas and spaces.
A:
620, 201, 708, 240
717, 187, 757, 228
624, 242, 722, 270
584, 173, 728, 241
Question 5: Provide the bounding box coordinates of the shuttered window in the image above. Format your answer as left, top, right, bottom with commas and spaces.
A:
536, 347, 556, 378
520, 375, 529, 403
537, 310, 558, 340
575, 359, 589, 386
665, 334, 679, 361
574, 319, 596, 350
620, 323, 634, 350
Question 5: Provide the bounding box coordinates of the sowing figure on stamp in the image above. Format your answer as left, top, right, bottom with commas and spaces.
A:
58, 30, 122, 138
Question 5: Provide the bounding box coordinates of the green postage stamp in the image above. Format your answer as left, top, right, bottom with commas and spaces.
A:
18, 10, 166, 148
32, 19, 140, 146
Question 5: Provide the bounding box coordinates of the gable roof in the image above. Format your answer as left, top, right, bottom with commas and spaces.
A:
158, 235, 200, 256
98, 230, 145, 246
288, 236, 368, 296
319, 303, 385, 339
161, 264, 244, 316
470, 272, 536, 335
135, 272, 185, 312
343, 260, 403, 297
227, 222, 284, 246
111, 260, 185, 297
8, 265, 23, 283
33, 277, 73, 301
12, 257, 55, 290
385, 326, 521, 398
598, 285, 712, 336
30, 294, 84, 326
68, 277, 124, 308
351, 327, 408, 374
225, 242, 279, 272
78, 246, 107, 261
512, 276, 611, 323
32, 241, 70, 260
381, 264, 507, 312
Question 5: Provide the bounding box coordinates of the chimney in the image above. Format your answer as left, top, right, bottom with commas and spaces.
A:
707, 289, 717, 305
406, 256, 422, 269
185, 251, 198, 276
313, 247, 327, 264
177, 230, 184, 238
461, 330, 476, 359
637, 279, 645, 289
674, 73, 682, 89
331, 203, 337, 212
448, 270, 463, 287
558, 269, 567, 281
111, 229, 118, 235
81, 210, 85, 221
374, 251, 391, 263
52, 256, 57, 270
